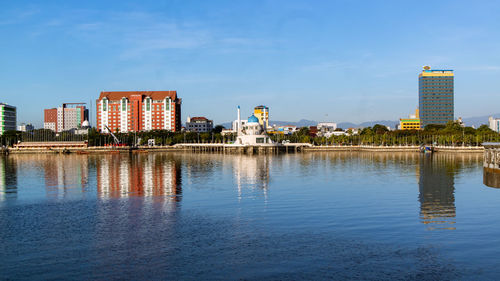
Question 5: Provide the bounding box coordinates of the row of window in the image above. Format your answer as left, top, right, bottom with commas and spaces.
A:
421, 113, 453, 116
422, 106, 450, 109
421, 97, 453, 100
420, 90, 453, 93
420, 82, 453, 85
420, 78, 453, 81
101, 106, 172, 112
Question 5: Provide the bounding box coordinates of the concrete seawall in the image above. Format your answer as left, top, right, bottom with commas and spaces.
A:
305, 145, 483, 153
3, 144, 485, 154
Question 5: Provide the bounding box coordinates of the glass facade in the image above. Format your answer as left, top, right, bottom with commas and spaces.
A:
0, 104, 17, 135
418, 68, 454, 128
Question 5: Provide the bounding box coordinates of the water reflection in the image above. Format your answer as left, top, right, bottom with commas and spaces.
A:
418, 154, 457, 230
232, 155, 271, 201
42, 156, 89, 199
96, 154, 182, 200
483, 167, 500, 188
0, 157, 17, 201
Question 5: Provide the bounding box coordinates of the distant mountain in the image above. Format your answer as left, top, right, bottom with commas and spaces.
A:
216, 114, 500, 130
337, 122, 357, 129
270, 119, 318, 127
218, 119, 398, 129
462, 114, 500, 128
218, 119, 318, 129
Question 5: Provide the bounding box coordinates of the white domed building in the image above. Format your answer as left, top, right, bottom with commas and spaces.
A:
235, 114, 273, 146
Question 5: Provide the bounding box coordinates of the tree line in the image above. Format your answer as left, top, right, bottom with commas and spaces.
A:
270, 122, 500, 146
1, 121, 499, 147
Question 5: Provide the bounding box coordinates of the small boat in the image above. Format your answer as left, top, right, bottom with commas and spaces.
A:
420, 145, 434, 153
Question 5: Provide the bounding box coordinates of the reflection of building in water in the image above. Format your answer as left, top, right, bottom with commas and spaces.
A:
97, 154, 181, 199
0, 157, 17, 201
232, 155, 271, 200
418, 154, 456, 230
43, 156, 88, 198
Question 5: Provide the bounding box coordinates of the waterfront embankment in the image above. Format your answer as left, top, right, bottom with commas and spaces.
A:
2, 144, 485, 154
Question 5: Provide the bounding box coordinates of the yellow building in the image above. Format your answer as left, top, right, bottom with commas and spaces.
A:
400, 108, 421, 130
253, 105, 269, 128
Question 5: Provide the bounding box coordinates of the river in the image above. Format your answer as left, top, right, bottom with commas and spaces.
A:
1, 152, 498, 280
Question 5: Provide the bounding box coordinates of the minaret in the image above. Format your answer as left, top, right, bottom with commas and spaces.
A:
237, 105, 241, 134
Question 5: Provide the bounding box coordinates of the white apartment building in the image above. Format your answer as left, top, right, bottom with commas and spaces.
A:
489, 117, 500, 133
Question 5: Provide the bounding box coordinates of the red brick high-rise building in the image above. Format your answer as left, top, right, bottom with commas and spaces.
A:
96, 91, 181, 133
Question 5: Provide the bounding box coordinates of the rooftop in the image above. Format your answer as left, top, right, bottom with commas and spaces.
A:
189, 117, 211, 122
98, 91, 178, 101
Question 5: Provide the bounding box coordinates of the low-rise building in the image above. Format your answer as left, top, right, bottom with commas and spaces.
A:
399, 108, 421, 130
274, 125, 297, 135
317, 122, 338, 137
309, 126, 318, 137
186, 116, 213, 132
221, 129, 235, 136
0, 103, 16, 135
18, 123, 34, 132
347, 128, 359, 135
489, 117, 500, 133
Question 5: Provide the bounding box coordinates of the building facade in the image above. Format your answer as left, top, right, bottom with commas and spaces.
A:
186, 116, 213, 132
0, 103, 16, 135
232, 119, 247, 132
418, 66, 454, 128
18, 123, 34, 132
399, 108, 421, 130
44, 103, 88, 133
96, 91, 181, 133
254, 105, 269, 129
317, 122, 338, 136
489, 117, 500, 133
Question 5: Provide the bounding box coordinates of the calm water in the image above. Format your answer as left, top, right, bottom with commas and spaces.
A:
0, 152, 498, 280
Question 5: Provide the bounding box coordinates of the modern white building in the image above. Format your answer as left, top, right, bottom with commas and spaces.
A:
186, 116, 213, 132
232, 119, 247, 133
317, 122, 338, 137
0, 103, 16, 135
489, 117, 500, 133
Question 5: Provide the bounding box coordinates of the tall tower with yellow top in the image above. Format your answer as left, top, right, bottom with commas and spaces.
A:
253, 105, 269, 129
419, 66, 454, 128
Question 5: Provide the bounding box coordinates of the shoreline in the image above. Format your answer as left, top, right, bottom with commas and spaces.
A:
2, 145, 484, 155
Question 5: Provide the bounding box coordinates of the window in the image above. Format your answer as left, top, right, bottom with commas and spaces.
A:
165, 98, 170, 110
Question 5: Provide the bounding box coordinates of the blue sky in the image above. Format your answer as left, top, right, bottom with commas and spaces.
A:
1, 0, 500, 127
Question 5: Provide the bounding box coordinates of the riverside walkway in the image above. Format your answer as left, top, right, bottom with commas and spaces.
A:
2, 143, 485, 154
